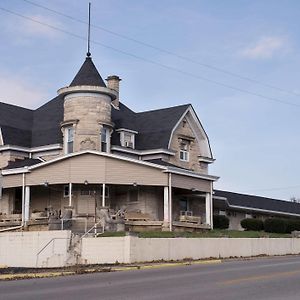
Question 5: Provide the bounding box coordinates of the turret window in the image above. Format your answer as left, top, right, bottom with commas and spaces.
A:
66, 127, 74, 154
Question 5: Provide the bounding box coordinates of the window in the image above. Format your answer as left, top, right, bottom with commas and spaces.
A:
66, 127, 74, 154
128, 188, 138, 202
63, 185, 69, 198
179, 199, 189, 212
101, 127, 110, 153
123, 132, 134, 148
179, 142, 189, 162
0, 127, 3, 146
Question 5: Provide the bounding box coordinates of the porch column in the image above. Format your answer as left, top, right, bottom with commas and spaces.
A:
205, 191, 212, 228
102, 183, 106, 207
24, 186, 30, 225
68, 183, 72, 207
163, 186, 169, 223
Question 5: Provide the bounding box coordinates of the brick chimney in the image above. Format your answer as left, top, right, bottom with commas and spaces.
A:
106, 75, 121, 108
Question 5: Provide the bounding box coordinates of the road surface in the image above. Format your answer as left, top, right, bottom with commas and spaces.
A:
1, 256, 300, 300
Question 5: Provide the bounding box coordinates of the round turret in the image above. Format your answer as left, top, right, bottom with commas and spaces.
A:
58, 57, 117, 154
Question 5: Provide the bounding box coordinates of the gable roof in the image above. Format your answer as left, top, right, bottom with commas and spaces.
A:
69, 57, 106, 87
214, 190, 300, 216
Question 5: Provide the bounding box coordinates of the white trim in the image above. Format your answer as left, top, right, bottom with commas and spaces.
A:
2, 167, 30, 175
163, 166, 219, 181
116, 128, 139, 134
0, 127, 3, 146
198, 156, 215, 164
111, 145, 175, 156
0, 144, 62, 153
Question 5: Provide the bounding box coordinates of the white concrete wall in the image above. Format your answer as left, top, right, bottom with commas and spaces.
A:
81, 236, 131, 264
81, 236, 300, 264
0, 230, 73, 268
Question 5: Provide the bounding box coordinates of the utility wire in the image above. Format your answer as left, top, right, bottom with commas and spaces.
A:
22, 0, 300, 98
1, 6, 300, 108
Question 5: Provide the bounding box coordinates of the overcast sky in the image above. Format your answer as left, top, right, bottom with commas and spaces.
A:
1, 0, 300, 200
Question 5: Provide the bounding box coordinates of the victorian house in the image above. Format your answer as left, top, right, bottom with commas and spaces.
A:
0, 54, 218, 233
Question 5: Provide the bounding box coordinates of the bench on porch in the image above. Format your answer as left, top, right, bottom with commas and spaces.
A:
124, 211, 151, 221
0, 214, 22, 223
179, 211, 201, 224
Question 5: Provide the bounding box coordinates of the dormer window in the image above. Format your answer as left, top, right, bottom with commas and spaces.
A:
123, 132, 134, 148
116, 128, 138, 149
101, 126, 110, 153
179, 141, 189, 162
66, 127, 74, 154
0, 127, 3, 146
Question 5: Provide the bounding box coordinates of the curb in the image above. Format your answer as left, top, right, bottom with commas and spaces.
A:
114, 259, 222, 271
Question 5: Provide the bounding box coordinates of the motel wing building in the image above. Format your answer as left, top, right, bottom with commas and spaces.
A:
0, 55, 218, 232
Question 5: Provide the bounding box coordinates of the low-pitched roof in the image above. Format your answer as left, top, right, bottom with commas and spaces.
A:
3, 158, 42, 169
214, 190, 300, 216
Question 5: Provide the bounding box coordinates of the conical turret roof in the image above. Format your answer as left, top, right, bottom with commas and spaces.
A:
69, 57, 106, 87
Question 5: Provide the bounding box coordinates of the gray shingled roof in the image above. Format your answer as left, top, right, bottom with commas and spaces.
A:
214, 190, 300, 216
69, 57, 106, 87
111, 104, 190, 149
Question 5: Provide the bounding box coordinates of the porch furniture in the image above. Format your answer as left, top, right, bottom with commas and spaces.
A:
0, 214, 22, 223
31, 212, 48, 221
124, 211, 151, 221
179, 211, 201, 224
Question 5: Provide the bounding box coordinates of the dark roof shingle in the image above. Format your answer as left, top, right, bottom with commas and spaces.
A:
214, 190, 300, 216
69, 57, 106, 87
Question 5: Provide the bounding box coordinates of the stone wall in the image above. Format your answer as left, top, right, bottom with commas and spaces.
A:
64, 93, 112, 153
168, 118, 208, 173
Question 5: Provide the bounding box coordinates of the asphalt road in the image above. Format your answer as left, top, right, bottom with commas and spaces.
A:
1, 256, 300, 300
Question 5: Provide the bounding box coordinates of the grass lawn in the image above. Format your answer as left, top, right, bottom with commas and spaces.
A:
97, 230, 291, 238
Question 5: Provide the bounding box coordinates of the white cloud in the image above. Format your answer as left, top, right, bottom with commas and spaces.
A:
19, 14, 62, 38
0, 74, 48, 109
240, 36, 287, 59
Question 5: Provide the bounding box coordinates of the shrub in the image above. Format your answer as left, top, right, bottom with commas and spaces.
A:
240, 218, 264, 231
213, 215, 229, 229
285, 219, 300, 233
264, 218, 287, 233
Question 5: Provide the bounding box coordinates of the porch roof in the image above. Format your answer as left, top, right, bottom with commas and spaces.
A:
1, 151, 217, 191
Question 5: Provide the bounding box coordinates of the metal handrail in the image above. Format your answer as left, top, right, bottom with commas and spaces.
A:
35, 237, 71, 268
81, 220, 103, 239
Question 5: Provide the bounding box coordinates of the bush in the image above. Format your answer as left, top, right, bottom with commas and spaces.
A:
285, 219, 300, 233
264, 218, 287, 233
240, 218, 264, 231
213, 215, 229, 229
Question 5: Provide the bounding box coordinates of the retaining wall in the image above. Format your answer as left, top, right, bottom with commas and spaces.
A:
81, 236, 300, 264
0, 230, 73, 268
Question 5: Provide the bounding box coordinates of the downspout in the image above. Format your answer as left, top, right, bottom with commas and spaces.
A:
168, 172, 172, 232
